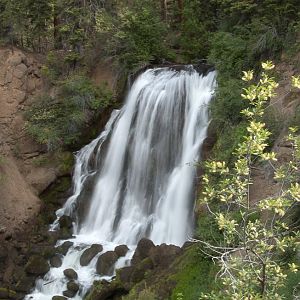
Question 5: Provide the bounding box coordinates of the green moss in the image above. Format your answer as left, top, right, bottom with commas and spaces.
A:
56, 152, 74, 174
170, 245, 218, 300
123, 286, 157, 300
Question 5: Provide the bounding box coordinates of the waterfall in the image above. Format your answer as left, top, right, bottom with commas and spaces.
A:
26, 66, 216, 300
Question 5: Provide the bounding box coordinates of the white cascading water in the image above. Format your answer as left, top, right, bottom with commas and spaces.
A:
26, 66, 216, 300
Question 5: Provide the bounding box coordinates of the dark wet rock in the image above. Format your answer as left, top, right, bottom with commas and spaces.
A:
56, 241, 73, 255
15, 275, 36, 293
50, 254, 62, 268
114, 245, 129, 258
59, 215, 73, 229
149, 244, 182, 268
0, 287, 17, 299
25, 255, 50, 275
67, 281, 79, 293
63, 268, 78, 280
63, 289, 76, 298
80, 244, 103, 266
131, 238, 155, 265
52, 296, 67, 300
96, 251, 118, 275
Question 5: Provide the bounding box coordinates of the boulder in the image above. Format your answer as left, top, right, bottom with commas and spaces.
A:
80, 244, 103, 266
25, 255, 50, 275
56, 241, 73, 256
50, 254, 62, 268
131, 238, 155, 265
67, 281, 79, 293
149, 244, 181, 268
52, 296, 67, 300
114, 245, 129, 258
63, 268, 78, 280
96, 251, 118, 276
63, 289, 76, 298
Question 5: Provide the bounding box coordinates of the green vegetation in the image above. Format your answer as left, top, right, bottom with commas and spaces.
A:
170, 246, 218, 300
198, 63, 300, 299
123, 287, 157, 300
26, 75, 112, 150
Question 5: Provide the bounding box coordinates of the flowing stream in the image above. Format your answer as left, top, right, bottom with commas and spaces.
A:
26, 66, 216, 300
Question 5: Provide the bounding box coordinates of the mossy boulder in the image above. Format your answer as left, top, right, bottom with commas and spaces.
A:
80, 244, 103, 266
85, 280, 128, 300
67, 281, 79, 293
25, 255, 50, 275
96, 251, 118, 276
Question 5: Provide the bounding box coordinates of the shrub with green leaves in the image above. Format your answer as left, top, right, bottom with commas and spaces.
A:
26, 75, 112, 151
95, 0, 174, 70
197, 62, 300, 299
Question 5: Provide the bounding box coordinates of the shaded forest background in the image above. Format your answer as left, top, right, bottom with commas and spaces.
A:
1, 0, 300, 153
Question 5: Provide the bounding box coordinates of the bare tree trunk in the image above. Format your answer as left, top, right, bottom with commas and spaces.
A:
177, 0, 183, 23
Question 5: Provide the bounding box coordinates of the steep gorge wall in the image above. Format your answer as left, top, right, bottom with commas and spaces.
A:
0, 48, 56, 237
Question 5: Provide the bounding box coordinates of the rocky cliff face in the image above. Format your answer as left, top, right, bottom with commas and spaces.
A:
0, 48, 60, 237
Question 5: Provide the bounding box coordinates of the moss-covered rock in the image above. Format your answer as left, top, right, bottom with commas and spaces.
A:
67, 281, 79, 293
25, 255, 50, 275
85, 280, 128, 300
